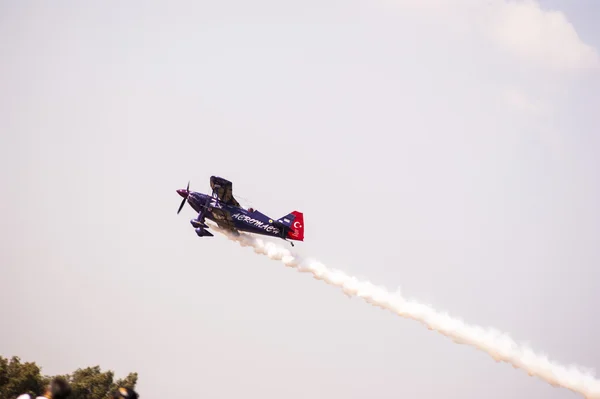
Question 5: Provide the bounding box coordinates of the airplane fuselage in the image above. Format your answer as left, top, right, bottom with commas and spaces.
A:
185, 191, 287, 239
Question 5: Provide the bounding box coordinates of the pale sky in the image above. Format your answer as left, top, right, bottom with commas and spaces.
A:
1, 1, 599, 398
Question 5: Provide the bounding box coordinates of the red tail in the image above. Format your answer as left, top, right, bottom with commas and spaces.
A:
286, 211, 304, 241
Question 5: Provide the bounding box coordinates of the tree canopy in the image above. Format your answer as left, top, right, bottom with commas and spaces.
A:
0, 356, 138, 399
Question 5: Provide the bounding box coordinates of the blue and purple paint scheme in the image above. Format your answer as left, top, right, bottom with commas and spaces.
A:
176, 176, 304, 246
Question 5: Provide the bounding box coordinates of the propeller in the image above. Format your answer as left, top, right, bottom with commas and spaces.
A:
177, 181, 190, 214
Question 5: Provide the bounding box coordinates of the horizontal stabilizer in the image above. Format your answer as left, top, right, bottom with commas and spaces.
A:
277, 212, 297, 227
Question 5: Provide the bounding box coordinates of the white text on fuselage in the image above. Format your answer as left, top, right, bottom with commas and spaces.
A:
231, 213, 280, 234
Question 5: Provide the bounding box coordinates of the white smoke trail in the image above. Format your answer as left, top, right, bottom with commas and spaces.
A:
208, 223, 600, 398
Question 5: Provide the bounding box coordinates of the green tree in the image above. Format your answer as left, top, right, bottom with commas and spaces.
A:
0, 356, 137, 399
0, 356, 47, 399
69, 366, 138, 399
111, 372, 138, 397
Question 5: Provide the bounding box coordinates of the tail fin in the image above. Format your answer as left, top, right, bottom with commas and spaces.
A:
277, 211, 304, 241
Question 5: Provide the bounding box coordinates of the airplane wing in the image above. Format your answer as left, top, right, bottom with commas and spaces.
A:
192, 206, 238, 237
209, 206, 240, 234
210, 176, 241, 207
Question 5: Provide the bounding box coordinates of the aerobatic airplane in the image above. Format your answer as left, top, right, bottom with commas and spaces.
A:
176, 176, 304, 246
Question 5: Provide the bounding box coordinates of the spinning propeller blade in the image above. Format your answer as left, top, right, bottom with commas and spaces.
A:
177, 198, 186, 214
176, 181, 190, 214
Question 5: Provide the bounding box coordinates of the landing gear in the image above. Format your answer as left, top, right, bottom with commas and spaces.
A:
190, 219, 208, 229
195, 227, 214, 237
189, 193, 214, 237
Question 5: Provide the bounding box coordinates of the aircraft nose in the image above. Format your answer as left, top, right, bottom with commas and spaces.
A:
177, 189, 188, 198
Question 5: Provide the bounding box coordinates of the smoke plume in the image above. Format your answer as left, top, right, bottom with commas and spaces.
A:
208, 223, 600, 399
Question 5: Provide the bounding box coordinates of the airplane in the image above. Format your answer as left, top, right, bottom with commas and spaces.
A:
176, 176, 304, 246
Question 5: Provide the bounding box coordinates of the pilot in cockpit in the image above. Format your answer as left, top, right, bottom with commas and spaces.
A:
248, 207, 254, 213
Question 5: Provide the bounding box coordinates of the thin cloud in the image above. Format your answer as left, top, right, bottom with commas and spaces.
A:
392, 0, 600, 71
483, 0, 600, 71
